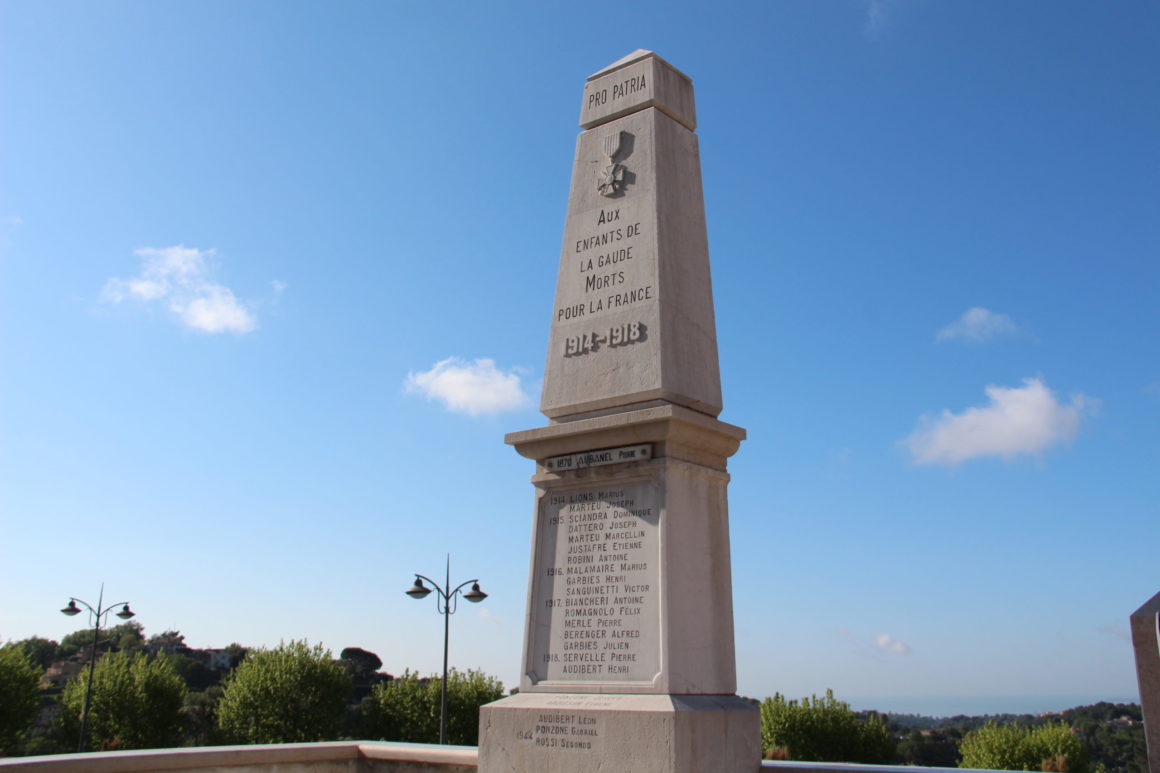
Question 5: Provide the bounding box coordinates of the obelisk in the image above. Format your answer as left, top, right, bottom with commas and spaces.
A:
477, 51, 759, 772
1132, 591, 1160, 773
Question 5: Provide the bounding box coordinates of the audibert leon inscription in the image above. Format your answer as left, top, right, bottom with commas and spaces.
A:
529, 479, 660, 685
514, 711, 603, 753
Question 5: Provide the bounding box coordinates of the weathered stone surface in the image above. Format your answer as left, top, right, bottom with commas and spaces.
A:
0, 741, 479, 773
479, 692, 759, 773
580, 50, 696, 132
512, 409, 743, 696
1131, 590, 1160, 773
478, 51, 757, 773
542, 51, 720, 421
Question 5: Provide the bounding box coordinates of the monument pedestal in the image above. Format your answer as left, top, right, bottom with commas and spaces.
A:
478, 406, 758, 772
480, 692, 759, 773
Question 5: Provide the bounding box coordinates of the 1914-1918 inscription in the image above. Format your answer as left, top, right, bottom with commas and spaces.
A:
528, 479, 660, 686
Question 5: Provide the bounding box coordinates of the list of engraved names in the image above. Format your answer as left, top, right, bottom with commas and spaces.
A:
532, 480, 659, 684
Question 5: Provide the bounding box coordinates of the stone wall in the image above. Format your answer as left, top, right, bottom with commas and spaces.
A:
0, 741, 477, 773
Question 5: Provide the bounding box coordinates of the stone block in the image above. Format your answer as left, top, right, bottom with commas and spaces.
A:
479, 692, 760, 772
580, 50, 696, 132
1131, 590, 1160, 773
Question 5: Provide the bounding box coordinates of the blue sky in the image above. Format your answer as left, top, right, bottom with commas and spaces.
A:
1, 1, 1156, 717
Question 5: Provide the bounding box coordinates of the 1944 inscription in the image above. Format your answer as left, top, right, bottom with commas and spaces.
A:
516, 712, 600, 752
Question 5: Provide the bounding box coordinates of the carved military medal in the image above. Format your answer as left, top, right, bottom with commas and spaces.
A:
597, 131, 626, 197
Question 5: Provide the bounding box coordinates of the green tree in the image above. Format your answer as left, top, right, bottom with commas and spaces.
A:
0, 644, 43, 754
340, 647, 383, 678
147, 630, 187, 653
168, 654, 219, 691
759, 689, 896, 763
182, 686, 225, 747
897, 727, 962, 767
60, 651, 186, 751
108, 622, 147, 654
223, 643, 248, 668
59, 621, 145, 659
14, 637, 61, 671
959, 722, 1088, 773
363, 668, 504, 746
216, 640, 351, 744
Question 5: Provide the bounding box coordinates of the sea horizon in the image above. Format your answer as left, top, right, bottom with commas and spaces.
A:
845, 695, 1140, 719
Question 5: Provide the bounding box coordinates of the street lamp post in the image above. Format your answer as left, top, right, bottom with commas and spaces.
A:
60, 584, 135, 753
405, 556, 487, 745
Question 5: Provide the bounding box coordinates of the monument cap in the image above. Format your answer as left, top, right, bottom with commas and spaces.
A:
580, 49, 697, 132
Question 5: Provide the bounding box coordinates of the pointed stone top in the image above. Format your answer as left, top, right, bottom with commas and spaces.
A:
589, 49, 654, 79
587, 49, 690, 83
1132, 589, 1160, 618
580, 50, 696, 131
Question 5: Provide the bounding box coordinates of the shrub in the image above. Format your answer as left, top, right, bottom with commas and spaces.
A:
60, 651, 186, 751
759, 689, 895, 763
959, 721, 1088, 773
216, 640, 351, 744
0, 644, 43, 754
362, 668, 503, 746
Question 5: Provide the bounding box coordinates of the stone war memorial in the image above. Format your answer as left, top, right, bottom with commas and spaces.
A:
1131, 590, 1160, 773
477, 51, 761, 772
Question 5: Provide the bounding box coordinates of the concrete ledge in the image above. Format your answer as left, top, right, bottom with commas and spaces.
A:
0, 745, 1010, 773
0, 741, 478, 773
761, 763, 998, 773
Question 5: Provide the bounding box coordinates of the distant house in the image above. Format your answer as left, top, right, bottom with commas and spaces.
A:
196, 649, 235, 670
41, 660, 84, 689
146, 638, 189, 657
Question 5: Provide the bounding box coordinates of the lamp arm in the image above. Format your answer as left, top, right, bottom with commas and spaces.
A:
449, 579, 479, 598
413, 573, 448, 599
68, 598, 99, 616
445, 579, 479, 616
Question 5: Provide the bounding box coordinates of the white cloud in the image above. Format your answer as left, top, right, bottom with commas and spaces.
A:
0, 215, 23, 251
1097, 625, 1130, 642
905, 378, 1093, 466
101, 245, 257, 334
477, 608, 503, 628
875, 634, 911, 655
405, 357, 531, 416
838, 627, 911, 657
936, 307, 1018, 343
177, 286, 255, 334
861, 0, 893, 39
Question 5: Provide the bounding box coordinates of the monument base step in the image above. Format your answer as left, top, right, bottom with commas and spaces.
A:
478, 692, 760, 772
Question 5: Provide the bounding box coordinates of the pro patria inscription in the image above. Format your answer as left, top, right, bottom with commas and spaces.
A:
527, 479, 660, 688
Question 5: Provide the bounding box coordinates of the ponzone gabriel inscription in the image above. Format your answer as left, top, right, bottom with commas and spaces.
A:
528, 479, 661, 686
514, 711, 603, 753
